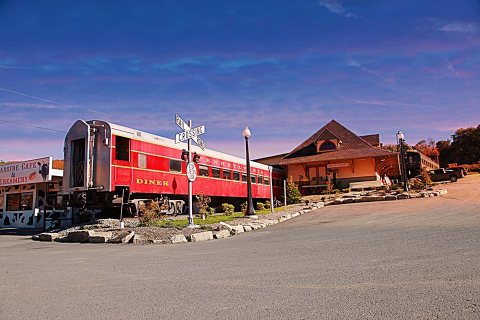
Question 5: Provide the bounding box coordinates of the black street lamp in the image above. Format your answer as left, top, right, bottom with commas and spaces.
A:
396, 131, 409, 192
242, 125, 257, 218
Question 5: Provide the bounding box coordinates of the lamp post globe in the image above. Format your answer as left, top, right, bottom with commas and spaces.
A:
243, 125, 257, 218
396, 131, 404, 141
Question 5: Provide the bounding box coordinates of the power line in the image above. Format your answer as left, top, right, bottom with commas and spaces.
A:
0, 119, 67, 133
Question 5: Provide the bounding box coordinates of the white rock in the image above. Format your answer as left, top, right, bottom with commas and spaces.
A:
213, 230, 231, 239
170, 234, 188, 244
189, 231, 214, 242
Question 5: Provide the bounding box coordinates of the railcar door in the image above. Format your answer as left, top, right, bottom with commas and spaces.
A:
64, 120, 93, 191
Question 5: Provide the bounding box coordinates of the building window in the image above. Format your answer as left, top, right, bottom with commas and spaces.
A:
199, 165, 209, 177
319, 140, 336, 152
212, 167, 221, 178
115, 136, 130, 161
169, 159, 182, 172
222, 169, 231, 179
233, 171, 240, 181
138, 153, 147, 169
6, 192, 33, 211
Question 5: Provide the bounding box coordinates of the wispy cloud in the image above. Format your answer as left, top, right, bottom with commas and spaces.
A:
347, 58, 393, 83
440, 21, 480, 34
351, 99, 426, 109
316, 0, 366, 21
2, 102, 58, 109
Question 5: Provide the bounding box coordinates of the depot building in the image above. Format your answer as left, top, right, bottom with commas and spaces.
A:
256, 119, 400, 194
0, 157, 66, 229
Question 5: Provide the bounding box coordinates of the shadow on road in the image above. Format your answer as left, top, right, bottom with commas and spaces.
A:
0, 228, 41, 236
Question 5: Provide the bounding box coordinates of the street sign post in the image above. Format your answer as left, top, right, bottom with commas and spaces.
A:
175, 114, 206, 227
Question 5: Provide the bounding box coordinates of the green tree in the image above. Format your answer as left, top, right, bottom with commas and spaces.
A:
286, 181, 302, 204
437, 125, 480, 166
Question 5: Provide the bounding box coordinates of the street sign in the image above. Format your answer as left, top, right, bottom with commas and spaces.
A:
175, 125, 205, 143
186, 162, 197, 182
175, 114, 206, 150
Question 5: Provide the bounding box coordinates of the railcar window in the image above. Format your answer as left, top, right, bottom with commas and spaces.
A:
251, 175, 257, 183
264, 177, 270, 185
212, 167, 221, 178
199, 165, 209, 177
242, 173, 247, 182
115, 136, 130, 161
169, 159, 182, 172
258, 176, 263, 184
138, 153, 147, 169
233, 171, 240, 181
222, 169, 231, 179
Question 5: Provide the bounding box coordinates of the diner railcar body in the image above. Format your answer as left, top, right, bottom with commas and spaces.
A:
62, 120, 282, 213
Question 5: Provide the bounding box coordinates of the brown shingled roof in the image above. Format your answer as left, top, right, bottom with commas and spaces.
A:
279, 119, 396, 165
360, 134, 380, 147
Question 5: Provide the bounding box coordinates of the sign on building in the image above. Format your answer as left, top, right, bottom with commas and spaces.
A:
0, 157, 53, 186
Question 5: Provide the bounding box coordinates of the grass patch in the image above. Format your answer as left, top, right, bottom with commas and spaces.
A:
256, 205, 294, 215
155, 212, 244, 228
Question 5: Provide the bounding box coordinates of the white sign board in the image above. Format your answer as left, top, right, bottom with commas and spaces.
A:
175, 114, 206, 150
0, 157, 53, 186
186, 162, 197, 182
327, 162, 350, 169
175, 125, 205, 143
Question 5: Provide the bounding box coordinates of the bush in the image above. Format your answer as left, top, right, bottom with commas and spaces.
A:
421, 168, 432, 185
138, 200, 167, 226
256, 202, 265, 210
264, 200, 271, 209
221, 203, 235, 215
240, 201, 247, 213
286, 181, 302, 204
196, 194, 212, 220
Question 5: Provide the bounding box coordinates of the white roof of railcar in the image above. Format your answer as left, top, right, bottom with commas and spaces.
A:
90, 120, 271, 171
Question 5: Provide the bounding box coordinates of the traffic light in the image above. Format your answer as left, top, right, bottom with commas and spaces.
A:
181, 149, 189, 161
193, 152, 200, 163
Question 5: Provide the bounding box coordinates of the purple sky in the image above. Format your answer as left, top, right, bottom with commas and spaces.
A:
1, 0, 479, 161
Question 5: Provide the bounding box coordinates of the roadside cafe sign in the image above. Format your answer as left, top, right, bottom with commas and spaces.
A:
0, 157, 53, 186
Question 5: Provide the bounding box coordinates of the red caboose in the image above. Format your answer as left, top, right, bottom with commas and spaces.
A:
63, 120, 284, 214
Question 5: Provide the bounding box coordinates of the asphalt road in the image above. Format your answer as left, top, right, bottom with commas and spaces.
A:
1, 175, 480, 319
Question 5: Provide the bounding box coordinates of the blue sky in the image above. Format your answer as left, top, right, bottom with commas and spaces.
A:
1, 0, 479, 161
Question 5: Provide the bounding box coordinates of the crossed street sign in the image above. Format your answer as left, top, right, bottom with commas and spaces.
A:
175, 114, 206, 150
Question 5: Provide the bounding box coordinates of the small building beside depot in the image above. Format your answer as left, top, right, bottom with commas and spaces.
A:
0, 157, 68, 229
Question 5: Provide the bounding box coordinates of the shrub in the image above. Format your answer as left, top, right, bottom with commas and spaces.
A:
196, 194, 211, 220
264, 200, 271, 209
221, 203, 235, 215
139, 200, 167, 226
421, 168, 432, 185
240, 201, 247, 213
256, 202, 265, 210
286, 181, 302, 204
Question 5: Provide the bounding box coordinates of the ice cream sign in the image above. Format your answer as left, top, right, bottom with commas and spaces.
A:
0, 157, 52, 186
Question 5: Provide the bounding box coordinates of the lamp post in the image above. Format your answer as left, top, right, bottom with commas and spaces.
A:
242, 125, 257, 218
396, 131, 409, 192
